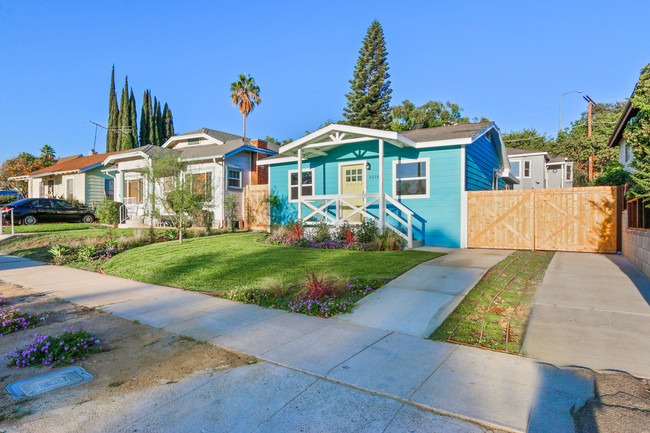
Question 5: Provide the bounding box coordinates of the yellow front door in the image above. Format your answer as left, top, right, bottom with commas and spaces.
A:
341, 163, 365, 222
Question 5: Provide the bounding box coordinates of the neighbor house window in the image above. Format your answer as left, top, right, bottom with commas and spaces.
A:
523, 160, 531, 178
566, 164, 573, 182
227, 169, 242, 189
288, 169, 314, 201
127, 179, 143, 204
104, 179, 114, 199
191, 172, 213, 200
510, 161, 520, 178
66, 178, 74, 200
188, 138, 201, 146
393, 159, 429, 198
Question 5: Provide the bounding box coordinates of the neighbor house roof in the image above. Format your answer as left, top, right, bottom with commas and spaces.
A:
607, 100, 640, 148
169, 128, 246, 145
13, 150, 127, 179
401, 123, 492, 142
506, 147, 548, 157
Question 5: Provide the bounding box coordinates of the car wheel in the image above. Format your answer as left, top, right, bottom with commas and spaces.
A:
81, 214, 95, 223
23, 215, 37, 225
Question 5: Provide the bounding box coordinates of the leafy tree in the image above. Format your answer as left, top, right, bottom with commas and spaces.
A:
106, 66, 120, 152
264, 136, 293, 146
0, 152, 54, 194
230, 74, 261, 137
224, 193, 239, 232
627, 63, 650, 197
389, 100, 469, 131
593, 161, 633, 186
343, 20, 392, 129
501, 129, 552, 152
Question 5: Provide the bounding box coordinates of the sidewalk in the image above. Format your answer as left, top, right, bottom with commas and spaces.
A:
0, 254, 594, 432
335, 247, 511, 337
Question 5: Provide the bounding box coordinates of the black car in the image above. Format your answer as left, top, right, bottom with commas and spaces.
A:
1, 198, 96, 225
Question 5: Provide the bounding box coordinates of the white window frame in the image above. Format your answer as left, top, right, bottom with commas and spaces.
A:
523, 160, 531, 178
188, 138, 201, 146
392, 158, 430, 199
226, 168, 242, 189
565, 163, 573, 182
66, 178, 74, 200
288, 168, 315, 203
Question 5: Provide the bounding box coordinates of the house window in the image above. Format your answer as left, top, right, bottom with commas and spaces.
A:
289, 169, 314, 201
523, 160, 531, 178
161, 177, 175, 193
566, 164, 573, 182
66, 178, 74, 200
510, 161, 520, 177
104, 179, 114, 199
127, 179, 143, 204
188, 138, 201, 146
393, 159, 429, 198
227, 169, 242, 189
191, 172, 213, 200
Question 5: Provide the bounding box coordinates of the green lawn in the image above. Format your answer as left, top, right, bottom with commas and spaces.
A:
102, 232, 443, 291
430, 250, 554, 353
1, 223, 103, 234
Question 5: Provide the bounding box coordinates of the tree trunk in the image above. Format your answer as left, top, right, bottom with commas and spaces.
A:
243, 114, 247, 138
178, 215, 183, 243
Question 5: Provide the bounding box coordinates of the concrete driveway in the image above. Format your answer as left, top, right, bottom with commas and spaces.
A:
522, 252, 650, 378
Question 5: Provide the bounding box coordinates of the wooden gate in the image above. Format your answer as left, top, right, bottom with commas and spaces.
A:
467, 186, 618, 253
243, 184, 269, 231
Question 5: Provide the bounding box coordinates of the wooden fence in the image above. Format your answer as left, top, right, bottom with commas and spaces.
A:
243, 184, 269, 231
467, 186, 619, 253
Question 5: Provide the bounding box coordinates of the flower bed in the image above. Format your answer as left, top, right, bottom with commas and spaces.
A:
3, 326, 103, 368
0, 308, 48, 337
225, 276, 387, 317
263, 236, 373, 251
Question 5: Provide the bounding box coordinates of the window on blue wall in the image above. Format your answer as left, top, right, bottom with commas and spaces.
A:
393, 159, 429, 198
289, 169, 314, 201
510, 161, 520, 177
104, 179, 114, 199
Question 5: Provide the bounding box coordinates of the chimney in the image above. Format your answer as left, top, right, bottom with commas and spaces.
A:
250, 138, 268, 149
89, 149, 97, 156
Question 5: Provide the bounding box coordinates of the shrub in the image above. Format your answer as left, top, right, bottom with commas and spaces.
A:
95, 198, 122, 225
259, 276, 290, 298
0, 195, 18, 205
48, 244, 70, 258
164, 228, 179, 241
224, 194, 239, 232
289, 220, 304, 240
357, 219, 379, 244
271, 225, 290, 239
0, 308, 48, 336
194, 209, 214, 232
312, 223, 331, 243
297, 269, 344, 300
77, 245, 97, 261
374, 228, 402, 251
116, 229, 148, 249
337, 223, 354, 242
226, 286, 272, 304
3, 326, 103, 368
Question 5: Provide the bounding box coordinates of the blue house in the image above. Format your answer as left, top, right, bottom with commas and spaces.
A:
259, 122, 517, 248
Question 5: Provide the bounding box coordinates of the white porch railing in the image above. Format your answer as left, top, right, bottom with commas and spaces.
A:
299, 193, 414, 248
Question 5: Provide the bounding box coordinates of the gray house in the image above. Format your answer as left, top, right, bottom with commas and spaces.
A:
506, 148, 573, 189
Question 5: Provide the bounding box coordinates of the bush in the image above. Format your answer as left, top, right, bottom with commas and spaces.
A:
374, 228, 402, 251
593, 162, 633, 186
0, 308, 48, 336
312, 223, 331, 243
48, 244, 70, 258
164, 228, 179, 241
288, 220, 304, 240
297, 269, 344, 300
259, 276, 291, 298
3, 326, 103, 368
95, 198, 122, 225
0, 195, 18, 205
336, 223, 354, 242
77, 245, 97, 261
357, 219, 379, 244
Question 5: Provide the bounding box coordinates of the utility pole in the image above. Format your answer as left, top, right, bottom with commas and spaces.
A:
584, 95, 596, 182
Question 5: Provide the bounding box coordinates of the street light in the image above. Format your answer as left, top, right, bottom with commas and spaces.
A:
559, 90, 582, 132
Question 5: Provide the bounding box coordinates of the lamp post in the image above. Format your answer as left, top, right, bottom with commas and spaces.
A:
559, 90, 582, 132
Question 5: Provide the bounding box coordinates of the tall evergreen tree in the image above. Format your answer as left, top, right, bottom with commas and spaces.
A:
117, 77, 135, 150
155, 99, 164, 145
343, 20, 392, 129
129, 89, 138, 147
106, 66, 120, 152
140, 90, 152, 146
162, 103, 174, 142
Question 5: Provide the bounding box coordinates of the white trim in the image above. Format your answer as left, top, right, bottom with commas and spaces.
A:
161, 132, 223, 148
508, 151, 548, 158
288, 168, 315, 203
337, 160, 368, 195
257, 156, 299, 166
414, 137, 472, 148
103, 150, 150, 165
522, 160, 532, 178
392, 158, 430, 199
460, 146, 467, 248
226, 167, 243, 190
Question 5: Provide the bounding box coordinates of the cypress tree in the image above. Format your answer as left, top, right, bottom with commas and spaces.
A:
118, 77, 134, 150
129, 89, 138, 147
343, 20, 392, 129
162, 103, 174, 142
151, 97, 160, 146
140, 90, 151, 146
106, 66, 120, 152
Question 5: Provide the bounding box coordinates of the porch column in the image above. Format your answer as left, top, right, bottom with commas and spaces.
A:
116, 170, 124, 202
379, 139, 385, 228
297, 148, 303, 220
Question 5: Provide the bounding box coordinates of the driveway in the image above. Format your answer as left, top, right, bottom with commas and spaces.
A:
522, 252, 650, 378
335, 247, 512, 337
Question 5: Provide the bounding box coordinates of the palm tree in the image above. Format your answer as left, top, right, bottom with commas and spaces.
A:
230, 74, 261, 138
39, 144, 55, 161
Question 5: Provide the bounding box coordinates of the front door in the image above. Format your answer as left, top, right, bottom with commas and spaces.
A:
340, 163, 365, 223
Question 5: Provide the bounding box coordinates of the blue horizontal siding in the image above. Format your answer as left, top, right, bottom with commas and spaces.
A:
269, 140, 462, 247
465, 131, 502, 191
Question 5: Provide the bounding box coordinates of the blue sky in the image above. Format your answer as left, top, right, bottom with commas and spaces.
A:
1, 1, 649, 162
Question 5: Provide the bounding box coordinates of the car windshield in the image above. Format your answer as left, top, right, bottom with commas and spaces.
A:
4, 198, 32, 207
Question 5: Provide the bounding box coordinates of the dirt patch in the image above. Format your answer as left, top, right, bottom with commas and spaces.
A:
0, 282, 254, 426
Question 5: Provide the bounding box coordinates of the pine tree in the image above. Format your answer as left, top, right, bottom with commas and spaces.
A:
140, 90, 151, 146
106, 66, 120, 152
343, 20, 392, 129
129, 89, 138, 147
162, 103, 174, 142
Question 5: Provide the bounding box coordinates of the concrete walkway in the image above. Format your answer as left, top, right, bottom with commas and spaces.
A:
0, 254, 595, 432
523, 252, 650, 378
335, 247, 512, 337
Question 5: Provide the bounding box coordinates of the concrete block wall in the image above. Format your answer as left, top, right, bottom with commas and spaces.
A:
622, 211, 650, 279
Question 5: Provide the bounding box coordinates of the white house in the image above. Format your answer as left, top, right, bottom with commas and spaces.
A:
102, 128, 278, 228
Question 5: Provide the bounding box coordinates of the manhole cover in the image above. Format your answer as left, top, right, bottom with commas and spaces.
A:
6, 366, 94, 400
